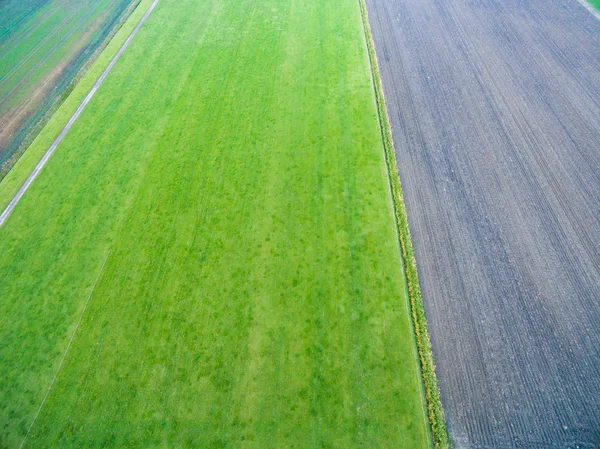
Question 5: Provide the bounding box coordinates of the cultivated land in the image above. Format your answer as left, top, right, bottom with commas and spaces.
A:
365, 0, 600, 447
0, 0, 432, 447
0, 0, 137, 172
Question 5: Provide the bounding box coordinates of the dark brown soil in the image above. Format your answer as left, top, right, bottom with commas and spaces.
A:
365, 0, 600, 447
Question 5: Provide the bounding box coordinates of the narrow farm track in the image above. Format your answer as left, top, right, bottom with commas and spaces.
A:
365, 0, 600, 447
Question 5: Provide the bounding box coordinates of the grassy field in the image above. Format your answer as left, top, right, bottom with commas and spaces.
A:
0, 0, 138, 171
0, 0, 432, 447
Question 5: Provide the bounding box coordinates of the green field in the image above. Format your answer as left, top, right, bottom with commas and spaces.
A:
0, 0, 432, 447
0, 0, 137, 171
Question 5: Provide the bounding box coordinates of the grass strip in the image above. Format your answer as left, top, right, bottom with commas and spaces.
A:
0, 0, 433, 445
357, 0, 451, 447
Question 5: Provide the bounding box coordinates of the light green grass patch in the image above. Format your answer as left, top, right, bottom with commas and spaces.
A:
0, 0, 432, 447
0, 0, 150, 201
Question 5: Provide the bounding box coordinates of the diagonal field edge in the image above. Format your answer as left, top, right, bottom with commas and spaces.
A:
574, 0, 600, 20
0, 0, 160, 228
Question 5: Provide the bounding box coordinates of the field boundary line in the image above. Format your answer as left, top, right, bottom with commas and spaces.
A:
357, 0, 451, 447
18, 250, 112, 448
0, 0, 160, 228
574, 0, 600, 20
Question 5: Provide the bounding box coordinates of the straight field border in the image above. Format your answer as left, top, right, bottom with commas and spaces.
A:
357, 0, 451, 447
577, 0, 600, 19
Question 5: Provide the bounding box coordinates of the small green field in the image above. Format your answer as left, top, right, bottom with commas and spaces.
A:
0, 0, 431, 447
0, 0, 137, 171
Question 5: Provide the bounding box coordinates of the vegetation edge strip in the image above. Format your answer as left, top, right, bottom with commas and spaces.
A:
575, 0, 600, 20
357, 1, 451, 447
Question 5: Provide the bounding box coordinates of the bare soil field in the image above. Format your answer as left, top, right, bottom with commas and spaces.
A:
365, 0, 600, 447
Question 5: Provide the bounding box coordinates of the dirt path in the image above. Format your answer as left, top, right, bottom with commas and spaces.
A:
365, 0, 600, 446
0, 0, 159, 228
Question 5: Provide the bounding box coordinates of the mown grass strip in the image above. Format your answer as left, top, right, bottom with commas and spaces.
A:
18, 250, 111, 449
357, 0, 451, 447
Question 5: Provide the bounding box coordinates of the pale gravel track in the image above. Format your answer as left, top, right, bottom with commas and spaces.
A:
365, 0, 600, 447
0, 0, 160, 228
